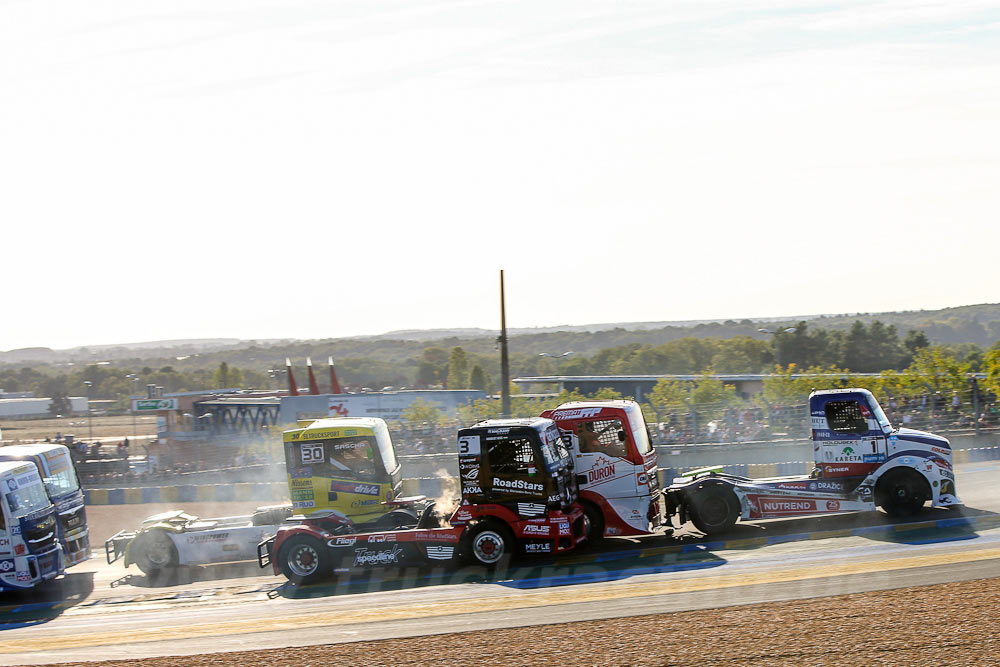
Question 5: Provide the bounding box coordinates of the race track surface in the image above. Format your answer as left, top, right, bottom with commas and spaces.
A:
1, 462, 998, 665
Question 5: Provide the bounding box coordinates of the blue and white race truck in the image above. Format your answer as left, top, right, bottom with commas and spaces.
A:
665, 388, 961, 534
0, 460, 65, 591
0, 444, 89, 566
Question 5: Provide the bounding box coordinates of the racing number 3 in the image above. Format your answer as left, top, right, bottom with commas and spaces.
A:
458, 435, 480, 456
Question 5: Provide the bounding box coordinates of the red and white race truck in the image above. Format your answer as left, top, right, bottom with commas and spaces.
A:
542, 400, 663, 541
664, 388, 961, 534
259, 416, 587, 584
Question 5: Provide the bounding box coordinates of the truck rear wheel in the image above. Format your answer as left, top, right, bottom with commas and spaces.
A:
689, 486, 739, 535
464, 522, 513, 568
130, 529, 178, 575
278, 535, 331, 585
876, 469, 929, 517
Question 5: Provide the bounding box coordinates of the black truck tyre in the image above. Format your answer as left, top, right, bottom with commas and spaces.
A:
130, 529, 179, 575
582, 501, 605, 544
464, 521, 513, 568
876, 468, 930, 517
688, 485, 740, 535
278, 535, 331, 585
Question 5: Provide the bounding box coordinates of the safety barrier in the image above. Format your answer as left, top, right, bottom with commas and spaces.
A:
83, 447, 1000, 505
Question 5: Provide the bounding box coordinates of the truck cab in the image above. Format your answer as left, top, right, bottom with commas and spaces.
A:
282, 417, 404, 524
810, 388, 959, 505
0, 444, 89, 566
0, 461, 64, 591
541, 401, 661, 540
452, 417, 586, 559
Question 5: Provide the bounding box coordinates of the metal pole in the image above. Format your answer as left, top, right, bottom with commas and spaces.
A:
500, 270, 511, 418
84, 381, 94, 441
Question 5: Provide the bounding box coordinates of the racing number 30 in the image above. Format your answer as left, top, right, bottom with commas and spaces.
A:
301, 443, 324, 464
458, 435, 480, 456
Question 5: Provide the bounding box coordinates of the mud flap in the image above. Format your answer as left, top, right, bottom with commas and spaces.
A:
257, 536, 275, 569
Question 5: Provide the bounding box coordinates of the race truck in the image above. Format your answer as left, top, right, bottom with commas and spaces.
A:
0, 460, 65, 591
259, 416, 587, 584
106, 417, 426, 575
541, 400, 663, 542
664, 388, 961, 535
0, 444, 90, 567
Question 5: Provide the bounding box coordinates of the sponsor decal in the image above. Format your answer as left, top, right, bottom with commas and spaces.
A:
351, 499, 379, 508
486, 428, 511, 435
755, 497, 817, 515
517, 503, 546, 517
524, 542, 551, 553
354, 545, 403, 566
606, 527, 621, 536
900, 457, 913, 465
826, 500, 841, 511
462, 485, 482, 495
291, 489, 315, 502
0, 538, 8, 547
414, 531, 462, 542
426, 545, 455, 560
290, 467, 312, 479
931, 447, 951, 456
293, 500, 316, 509
558, 522, 571, 536
776, 482, 809, 490
588, 461, 616, 483
815, 481, 844, 491
522, 524, 551, 536
289, 477, 312, 488
637, 472, 649, 486
459, 460, 479, 471
825, 466, 851, 473
938, 468, 955, 480
331, 536, 356, 547
5, 479, 17, 492
462, 467, 480, 480
454, 510, 472, 522
493, 478, 544, 493
552, 408, 603, 420
10, 526, 20, 536
862, 454, 886, 463
15, 572, 31, 582
368, 534, 396, 543
330, 481, 380, 496
334, 442, 366, 450
222, 544, 240, 552
186, 533, 227, 544
0, 560, 12, 572
547, 495, 561, 503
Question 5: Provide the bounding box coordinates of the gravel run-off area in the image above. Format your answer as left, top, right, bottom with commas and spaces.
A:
48, 575, 1000, 666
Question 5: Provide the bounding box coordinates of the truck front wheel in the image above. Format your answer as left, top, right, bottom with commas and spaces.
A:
278, 535, 330, 585
582, 502, 605, 544
130, 529, 178, 576
688, 486, 739, 535
876, 469, 929, 517
464, 522, 513, 568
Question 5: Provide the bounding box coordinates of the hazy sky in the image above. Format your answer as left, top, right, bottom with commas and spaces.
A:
2, 0, 998, 351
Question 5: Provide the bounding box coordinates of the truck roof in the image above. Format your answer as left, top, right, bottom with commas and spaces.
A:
291, 417, 386, 432
0, 459, 39, 477
468, 417, 553, 430
0, 444, 68, 458
809, 387, 875, 398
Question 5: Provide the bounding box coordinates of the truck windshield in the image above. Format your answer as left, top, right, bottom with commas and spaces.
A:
6, 482, 50, 517
628, 408, 654, 455
288, 436, 383, 482
41, 452, 80, 497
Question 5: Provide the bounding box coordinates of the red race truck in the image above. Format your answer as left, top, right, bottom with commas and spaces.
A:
259, 416, 587, 584
664, 388, 962, 534
542, 400, 663, 542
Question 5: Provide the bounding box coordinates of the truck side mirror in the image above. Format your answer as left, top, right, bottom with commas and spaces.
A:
617, 431, 627, 442
575, 474, 587, 486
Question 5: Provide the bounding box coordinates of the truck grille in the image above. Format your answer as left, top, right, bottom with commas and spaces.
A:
24, 516, 58, 553
60, 505, 87, 535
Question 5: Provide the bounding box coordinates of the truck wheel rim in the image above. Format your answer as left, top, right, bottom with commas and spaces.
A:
288, 544, 319, 576
473, 531, 504, 564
